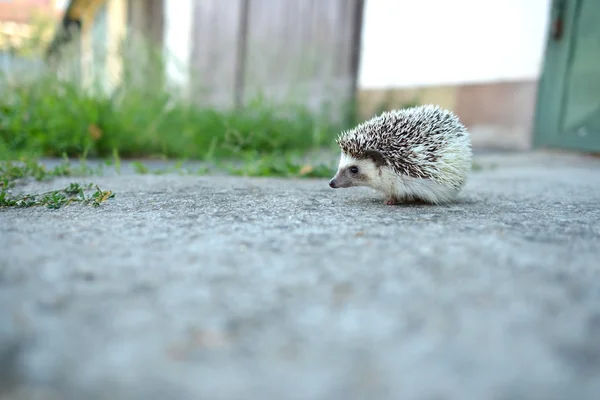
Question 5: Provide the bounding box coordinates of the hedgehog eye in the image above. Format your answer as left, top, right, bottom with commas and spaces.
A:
349, 166, 359, 174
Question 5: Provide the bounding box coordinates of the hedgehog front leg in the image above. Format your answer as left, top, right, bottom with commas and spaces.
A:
384, 196, 400, 205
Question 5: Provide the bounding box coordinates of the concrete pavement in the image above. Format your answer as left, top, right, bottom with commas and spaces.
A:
1, 150, 600, 400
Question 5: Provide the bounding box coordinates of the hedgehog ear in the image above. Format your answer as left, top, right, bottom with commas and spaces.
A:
362, 149, 386, 167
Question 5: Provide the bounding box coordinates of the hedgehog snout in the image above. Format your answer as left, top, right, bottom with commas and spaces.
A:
329, 169, 355, 189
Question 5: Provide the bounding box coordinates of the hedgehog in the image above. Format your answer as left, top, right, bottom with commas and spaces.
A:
328, 104, 472, 205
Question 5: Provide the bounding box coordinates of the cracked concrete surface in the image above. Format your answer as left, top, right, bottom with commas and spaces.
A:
1, 151, 600, 400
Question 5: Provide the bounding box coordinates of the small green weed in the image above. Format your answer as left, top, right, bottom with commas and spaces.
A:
0, 182, 114, 209
131, 161, 149, 174
0, 158, 71, 189
112, 148, 121, 174
0, 159, 115, 209
0, 156, 103, 187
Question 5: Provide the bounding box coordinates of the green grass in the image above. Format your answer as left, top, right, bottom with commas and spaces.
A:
0, 54, 365, 186
0, 66, 359, 184
0, 71, 353, 162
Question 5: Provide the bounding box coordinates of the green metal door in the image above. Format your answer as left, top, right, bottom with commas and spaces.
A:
533, 0, 600, 152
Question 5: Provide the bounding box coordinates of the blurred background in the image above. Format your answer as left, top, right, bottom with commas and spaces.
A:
0, 0, 596, 169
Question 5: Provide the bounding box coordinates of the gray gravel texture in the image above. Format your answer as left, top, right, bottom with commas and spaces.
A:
1, 150, 600, 400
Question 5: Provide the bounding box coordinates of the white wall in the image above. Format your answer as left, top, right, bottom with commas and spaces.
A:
358, 0, 552, 89
54, 0, 69, 11
163, 0, 193, 90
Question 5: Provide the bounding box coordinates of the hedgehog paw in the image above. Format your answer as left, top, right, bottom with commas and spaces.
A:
384, 197, 400, 205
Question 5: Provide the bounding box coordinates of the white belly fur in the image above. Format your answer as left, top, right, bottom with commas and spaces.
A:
371, 166, 463, 204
